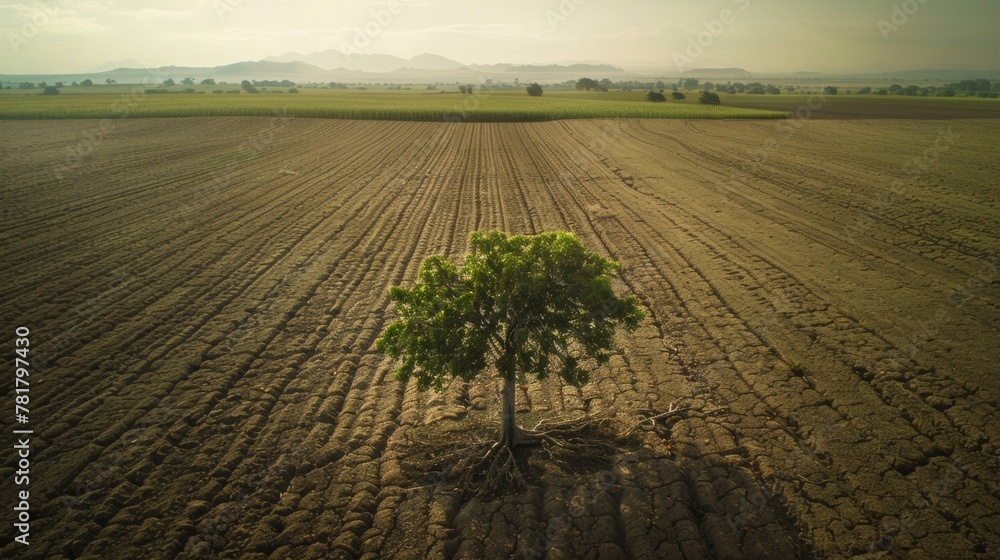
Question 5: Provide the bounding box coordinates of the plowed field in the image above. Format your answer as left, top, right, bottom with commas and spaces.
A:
1, 117, 998, 559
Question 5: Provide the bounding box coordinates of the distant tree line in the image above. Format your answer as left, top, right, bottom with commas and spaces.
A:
575, 77, 613, 91
850, 79, 999, 98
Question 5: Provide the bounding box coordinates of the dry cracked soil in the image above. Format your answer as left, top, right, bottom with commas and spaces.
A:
0, 117, 998, 559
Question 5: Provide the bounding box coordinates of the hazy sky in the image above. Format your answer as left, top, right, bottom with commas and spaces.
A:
2, 0, 998, 74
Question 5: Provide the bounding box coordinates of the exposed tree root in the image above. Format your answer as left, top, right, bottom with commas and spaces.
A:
398, 411, 652, 497
624, 401, 730, 437
398, 401, 727, 497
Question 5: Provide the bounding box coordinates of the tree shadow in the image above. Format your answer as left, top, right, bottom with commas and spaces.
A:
397, 412, 645, 498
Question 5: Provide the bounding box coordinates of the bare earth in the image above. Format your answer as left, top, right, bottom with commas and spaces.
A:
0, 117, 998, 559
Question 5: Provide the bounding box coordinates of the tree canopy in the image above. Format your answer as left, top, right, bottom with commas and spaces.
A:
699, 91, 721, 105
377, 230, 644, 392
647, 91, 666, 102
378, 231, 644, 452
575, 77, 602, 91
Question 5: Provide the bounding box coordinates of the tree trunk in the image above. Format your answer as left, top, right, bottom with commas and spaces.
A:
500, 373, 519, 451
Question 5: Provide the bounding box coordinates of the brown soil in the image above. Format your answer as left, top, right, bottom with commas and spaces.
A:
0, 117, 997, 559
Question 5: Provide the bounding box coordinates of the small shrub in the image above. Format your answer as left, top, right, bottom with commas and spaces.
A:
42, 86, 60, 95
647, 91, 666, 102
789, 362, 805, 376
671, 91, 686, 100
525, 82, 543, 97
699, 91, 721, 105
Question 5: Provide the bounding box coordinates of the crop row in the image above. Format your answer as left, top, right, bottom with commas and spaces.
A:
0, 91, 789, 121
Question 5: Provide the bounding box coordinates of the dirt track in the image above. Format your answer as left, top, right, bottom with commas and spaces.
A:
0, 117, 998, 559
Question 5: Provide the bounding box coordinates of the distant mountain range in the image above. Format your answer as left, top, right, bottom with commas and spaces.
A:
264, 50, 465, 73
2, 51, 998, 84
0, 52, 630, 84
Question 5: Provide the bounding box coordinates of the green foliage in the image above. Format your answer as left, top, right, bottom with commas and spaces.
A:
576, 77, 601, 91
949, 79, 992, 94
790, 362, 805, 376
672, 91, 686, 100
647, 91, 666, 102
699, 91, 721, 105
162, 78, 175, 87
525, 82, 543, 97
241, 80, 259, 94
0, 89, 790, 120
42, 86, 59, 95
377, 231, 645, 392
80, 79, 94, 87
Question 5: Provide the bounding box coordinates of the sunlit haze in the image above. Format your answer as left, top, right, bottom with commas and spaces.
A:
2, 0, 999, 74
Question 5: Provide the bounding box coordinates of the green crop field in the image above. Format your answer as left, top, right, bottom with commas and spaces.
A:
717, 92, 1000, 119
0, 85, 789, 121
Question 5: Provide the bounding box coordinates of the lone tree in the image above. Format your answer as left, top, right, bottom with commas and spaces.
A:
647, 91, 666, 102
525, 82, 543, 97
699, 90, 721, 105
377, 231, 644, 455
